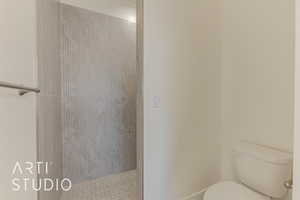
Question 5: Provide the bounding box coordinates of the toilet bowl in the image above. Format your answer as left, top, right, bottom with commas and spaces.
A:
204, 181, 269, 200
203, 142, 292, 200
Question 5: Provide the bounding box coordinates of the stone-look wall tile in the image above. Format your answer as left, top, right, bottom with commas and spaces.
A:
37, 0, 61, 97
37, 0, 62, 200
60, 4, 137, 184
37, 95, 62, 200
38, 96, 62, 176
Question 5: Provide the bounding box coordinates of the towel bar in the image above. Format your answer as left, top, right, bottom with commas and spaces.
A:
0, 81, 40, 96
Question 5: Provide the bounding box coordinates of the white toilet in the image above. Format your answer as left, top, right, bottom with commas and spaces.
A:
204, 142, 292, 200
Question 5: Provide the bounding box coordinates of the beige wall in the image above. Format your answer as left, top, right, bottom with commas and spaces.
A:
0, 0, 37, 84
221, 0, 295, 181
0, 0, 38, 199
143, 0, 295, 198
143, 0, 222, 199
293, 0, 300, 199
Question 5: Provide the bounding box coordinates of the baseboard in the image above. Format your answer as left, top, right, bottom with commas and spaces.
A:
182, 188, 208, 200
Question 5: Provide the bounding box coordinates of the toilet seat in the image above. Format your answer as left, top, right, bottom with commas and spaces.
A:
204, 181, 269, 200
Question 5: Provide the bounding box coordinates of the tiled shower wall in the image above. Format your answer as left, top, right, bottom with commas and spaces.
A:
60, 4, 137, 184
37, 0, 62, 200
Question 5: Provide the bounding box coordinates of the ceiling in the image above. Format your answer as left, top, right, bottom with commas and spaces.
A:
60, 0, 136, 21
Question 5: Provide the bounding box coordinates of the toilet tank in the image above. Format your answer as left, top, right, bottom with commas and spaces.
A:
234, 142, 292, 198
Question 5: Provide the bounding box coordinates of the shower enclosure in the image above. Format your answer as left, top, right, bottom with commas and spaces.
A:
36, 0, 139, 200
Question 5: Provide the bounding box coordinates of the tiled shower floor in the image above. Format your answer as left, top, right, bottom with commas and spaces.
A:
61, 170, 137, 200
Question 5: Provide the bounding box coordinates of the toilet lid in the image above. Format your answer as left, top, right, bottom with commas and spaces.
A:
204, 181, 269, 200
